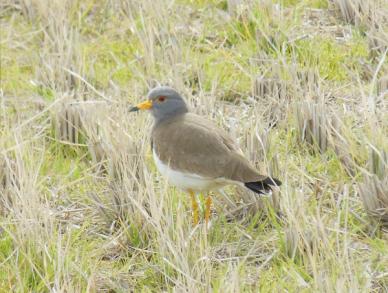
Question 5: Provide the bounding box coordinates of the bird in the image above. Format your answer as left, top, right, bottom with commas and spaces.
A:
130, 86, 281, 226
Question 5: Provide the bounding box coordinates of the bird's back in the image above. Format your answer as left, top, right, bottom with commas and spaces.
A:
151, 113, 266, 183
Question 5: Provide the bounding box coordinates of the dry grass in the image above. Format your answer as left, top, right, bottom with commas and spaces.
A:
1, 0, 388, 291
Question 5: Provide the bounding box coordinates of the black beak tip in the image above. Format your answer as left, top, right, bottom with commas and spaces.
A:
129, 106, 139, 112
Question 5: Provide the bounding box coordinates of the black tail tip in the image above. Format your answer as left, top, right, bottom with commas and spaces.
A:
244, 177, 281, 195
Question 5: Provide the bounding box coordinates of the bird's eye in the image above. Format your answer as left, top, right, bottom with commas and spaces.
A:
158, 96, 166, 102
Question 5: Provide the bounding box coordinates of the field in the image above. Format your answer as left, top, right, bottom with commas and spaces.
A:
1, 0, 387, 291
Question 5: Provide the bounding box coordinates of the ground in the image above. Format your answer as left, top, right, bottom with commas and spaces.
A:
0, 0, 387, 292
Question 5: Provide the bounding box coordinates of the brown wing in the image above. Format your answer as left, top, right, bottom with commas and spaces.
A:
152, 113, 267, 183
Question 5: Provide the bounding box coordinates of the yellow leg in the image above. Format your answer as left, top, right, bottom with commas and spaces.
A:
205, 195, 212, 226
189, 190, 199, 225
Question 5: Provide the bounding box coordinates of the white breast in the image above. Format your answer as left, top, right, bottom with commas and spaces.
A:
153, 149, 228, 192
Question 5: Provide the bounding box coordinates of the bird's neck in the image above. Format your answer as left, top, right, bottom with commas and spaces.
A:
153, 108, 188, 125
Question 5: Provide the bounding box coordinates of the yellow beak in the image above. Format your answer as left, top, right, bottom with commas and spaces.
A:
130, 100, 153, 112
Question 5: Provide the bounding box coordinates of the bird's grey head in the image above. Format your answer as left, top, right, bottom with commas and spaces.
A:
130, 86, 189, 122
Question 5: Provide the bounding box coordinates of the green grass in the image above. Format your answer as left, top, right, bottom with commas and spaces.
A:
1, 0, 387, 291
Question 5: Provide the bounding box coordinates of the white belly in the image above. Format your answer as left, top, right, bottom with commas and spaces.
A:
153, 149, 227, 192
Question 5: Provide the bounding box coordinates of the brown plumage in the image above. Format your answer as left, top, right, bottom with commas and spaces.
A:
152, 113, 269, 184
